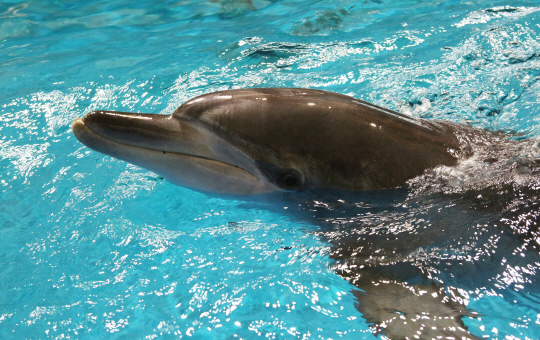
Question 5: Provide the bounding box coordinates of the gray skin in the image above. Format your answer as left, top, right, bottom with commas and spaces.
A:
73, 88, 480, 339
72, 88, 466, 195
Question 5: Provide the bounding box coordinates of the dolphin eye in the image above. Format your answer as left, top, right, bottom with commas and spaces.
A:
284, 174, 297, 186
277, 170, 302, 190
256, 161, 303, 191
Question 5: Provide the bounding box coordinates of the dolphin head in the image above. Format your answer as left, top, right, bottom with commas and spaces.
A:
73, 88, 459, 194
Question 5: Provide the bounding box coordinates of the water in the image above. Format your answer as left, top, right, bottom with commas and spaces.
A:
1, 0, 540, 339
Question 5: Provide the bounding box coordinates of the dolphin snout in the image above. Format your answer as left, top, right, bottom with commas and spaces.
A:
72, 108, 274, 195
75, 110, 200, 155
82, 110, 171, 146
73, 110, 217, 159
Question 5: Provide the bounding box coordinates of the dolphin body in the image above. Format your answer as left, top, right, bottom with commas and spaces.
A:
73, 88, 483, 339
73, 88, 468, 195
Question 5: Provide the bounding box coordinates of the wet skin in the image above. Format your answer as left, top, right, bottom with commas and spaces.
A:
73, 88, 468, 195
73, 88, 488, 339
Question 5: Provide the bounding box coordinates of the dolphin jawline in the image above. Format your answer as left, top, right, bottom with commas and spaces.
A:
72, 118, 244, 169
72, 115, 274, 194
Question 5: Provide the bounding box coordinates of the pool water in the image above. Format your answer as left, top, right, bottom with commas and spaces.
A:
1, 0, 540, 339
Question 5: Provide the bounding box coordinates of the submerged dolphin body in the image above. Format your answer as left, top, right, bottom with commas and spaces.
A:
73, 88, 468, 195
73, 88, 485, 339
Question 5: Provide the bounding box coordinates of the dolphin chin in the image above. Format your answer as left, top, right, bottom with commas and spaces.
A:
72, 112, 275, 195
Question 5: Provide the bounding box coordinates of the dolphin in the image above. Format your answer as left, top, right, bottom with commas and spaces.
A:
72, 88, 469, 195
72, 88, 483, 339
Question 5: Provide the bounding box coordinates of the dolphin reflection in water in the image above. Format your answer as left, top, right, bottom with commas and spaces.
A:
73, 88, 540, 339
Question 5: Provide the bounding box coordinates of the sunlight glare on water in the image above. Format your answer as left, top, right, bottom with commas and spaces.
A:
1, 0, 540, 339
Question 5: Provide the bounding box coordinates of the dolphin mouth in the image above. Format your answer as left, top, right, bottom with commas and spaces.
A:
72, 117, 231, 166
73, 111, 210, 156
72, 111, 274, 194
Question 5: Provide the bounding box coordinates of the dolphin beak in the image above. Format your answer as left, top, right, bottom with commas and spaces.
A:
72, 111, 275, 194
73, 110, 212, 157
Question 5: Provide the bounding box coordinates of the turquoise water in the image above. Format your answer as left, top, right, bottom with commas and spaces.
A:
1, 0, 540, 339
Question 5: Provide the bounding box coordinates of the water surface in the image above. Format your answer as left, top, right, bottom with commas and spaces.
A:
1, 0, 540, 339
